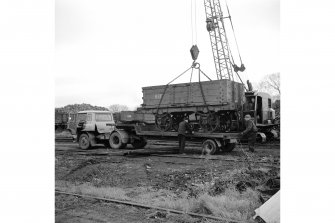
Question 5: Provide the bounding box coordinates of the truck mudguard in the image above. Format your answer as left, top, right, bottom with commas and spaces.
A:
113, 129, 130, 144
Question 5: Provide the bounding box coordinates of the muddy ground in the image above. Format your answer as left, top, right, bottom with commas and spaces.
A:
55, 140, 280, 223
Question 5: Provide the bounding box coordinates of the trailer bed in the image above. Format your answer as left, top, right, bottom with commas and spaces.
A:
133, 125, 241, 140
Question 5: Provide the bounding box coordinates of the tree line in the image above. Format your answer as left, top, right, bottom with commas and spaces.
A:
56, 74, 280, 115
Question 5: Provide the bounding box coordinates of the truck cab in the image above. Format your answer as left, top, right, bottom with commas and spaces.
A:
67, 110, 115, 149
243, 91, 276, 125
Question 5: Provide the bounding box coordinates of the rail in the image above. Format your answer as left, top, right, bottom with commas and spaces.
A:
55, 190, 247, 223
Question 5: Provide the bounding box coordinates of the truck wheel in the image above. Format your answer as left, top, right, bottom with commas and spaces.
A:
131, 139, 147, 149
109, 132, 126, 149
202, 139, 218, 155
79, 133, 91, 150
221, 143, 236, 152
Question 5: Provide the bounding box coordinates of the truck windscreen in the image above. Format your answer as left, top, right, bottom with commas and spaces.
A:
96, 113, 112, 122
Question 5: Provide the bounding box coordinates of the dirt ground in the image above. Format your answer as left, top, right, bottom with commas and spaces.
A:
55, 140, 280, 223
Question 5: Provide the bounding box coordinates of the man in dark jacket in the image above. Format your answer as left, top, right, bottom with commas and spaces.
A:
241, 114, 258, 152
178, 117, 192, 154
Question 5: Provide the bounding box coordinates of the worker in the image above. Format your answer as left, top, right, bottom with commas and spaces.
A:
206, 18, 215, 32
240, 114, 258, 152
178, 117, 192, 154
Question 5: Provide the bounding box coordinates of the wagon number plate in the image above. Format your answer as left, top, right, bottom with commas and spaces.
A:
154, 94, 162, 99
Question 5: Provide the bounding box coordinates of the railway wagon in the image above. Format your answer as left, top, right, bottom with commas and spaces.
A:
137, 79, 245, 132
55, 112, 69, 130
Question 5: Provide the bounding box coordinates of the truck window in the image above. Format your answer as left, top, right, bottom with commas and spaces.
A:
87, 113, 92, 121
69, 113, 76, 122
77, 113, 87, 122
95, 113, 112, 122
268, 99, 272, 108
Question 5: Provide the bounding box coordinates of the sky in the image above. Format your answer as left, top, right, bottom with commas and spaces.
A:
55, 0, 279, 109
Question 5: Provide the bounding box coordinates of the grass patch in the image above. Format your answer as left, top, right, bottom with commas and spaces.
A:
192, 188, 260, 220
56, 181, 128, 200
56, 181, 260, 221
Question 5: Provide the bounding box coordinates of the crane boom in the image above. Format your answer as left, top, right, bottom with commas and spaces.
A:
204, 0, 234, 80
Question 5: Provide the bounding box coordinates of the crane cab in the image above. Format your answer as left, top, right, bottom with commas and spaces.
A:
243, 91, 275, 126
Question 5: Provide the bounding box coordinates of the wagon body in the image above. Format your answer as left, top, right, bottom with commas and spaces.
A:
55, 112, 69, 124
140, 79, 245, 114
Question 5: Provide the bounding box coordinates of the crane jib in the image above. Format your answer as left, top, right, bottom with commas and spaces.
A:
203, 0, 244, 81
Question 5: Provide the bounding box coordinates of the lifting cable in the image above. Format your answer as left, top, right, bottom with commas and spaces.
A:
191, 0, 198, 45
198, 67, 209, 112
156, 66, 193, 114
190, 0, 198, 45
225, 0, 243, 64
189, 67, 194, 82
199, 69, 212, 81
190, 0, 194, 44
227, 46, 247, 90
194, 0, 198, 43
223, 0, 247, 90
235, 71, 248, 91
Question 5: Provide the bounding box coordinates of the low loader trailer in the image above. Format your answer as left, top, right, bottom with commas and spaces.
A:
110, 122, 241, 155
68, 110, 242, 155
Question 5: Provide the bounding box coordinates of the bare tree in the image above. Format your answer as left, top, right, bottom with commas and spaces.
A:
255, 73, 280, 96
108, 104, 129, 113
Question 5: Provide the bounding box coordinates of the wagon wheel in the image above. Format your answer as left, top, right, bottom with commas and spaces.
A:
155, 113, 172, 131
199, 112, 220, 132
221, 112, 233, 132
171, 114, 186, 131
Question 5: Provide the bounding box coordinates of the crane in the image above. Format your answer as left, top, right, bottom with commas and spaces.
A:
191, 0, 245, 81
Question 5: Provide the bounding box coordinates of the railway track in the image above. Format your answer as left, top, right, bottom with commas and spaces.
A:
55, 137, 280, 148
55, 144, 279, 168
55, 190, 246, 223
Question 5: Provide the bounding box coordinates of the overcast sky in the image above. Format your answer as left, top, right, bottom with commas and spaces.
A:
55, 0, 279, 109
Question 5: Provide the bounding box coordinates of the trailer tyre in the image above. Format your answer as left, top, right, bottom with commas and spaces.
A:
79, 133, 91, 150
222, 142, 236, 152
202, 139, 218, 155
109, 132, 126, 149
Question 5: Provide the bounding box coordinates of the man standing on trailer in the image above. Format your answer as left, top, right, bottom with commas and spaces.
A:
178, 117, 192, 154
241, 114, 258, 152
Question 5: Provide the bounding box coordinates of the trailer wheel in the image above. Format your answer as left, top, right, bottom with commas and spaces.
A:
79, 133, 91, 150
221, 143, 236, 152
131, 139, 147, 149
109, 132, 126, 149
202, 139, 218, 155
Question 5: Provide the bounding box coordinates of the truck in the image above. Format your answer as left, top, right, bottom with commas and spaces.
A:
67, 110, 115, 150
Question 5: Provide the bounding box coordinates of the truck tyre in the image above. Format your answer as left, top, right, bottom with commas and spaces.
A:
202, 139, 218, 155
79, 133, 91, 150
131, 139, 147, 149
109, 132, 126, 149
221, 142, 236, 152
